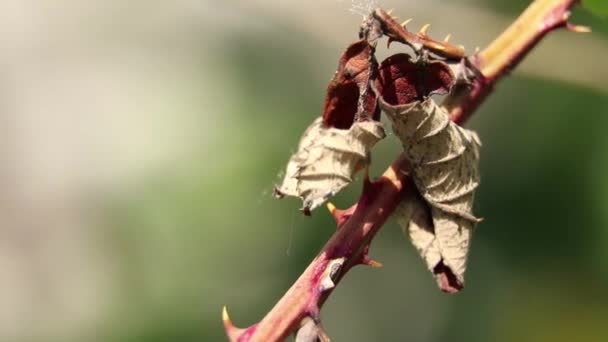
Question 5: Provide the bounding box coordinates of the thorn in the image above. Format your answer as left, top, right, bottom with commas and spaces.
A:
326, 202, 343, 225
567, 23, 592, 33
419, 23, 431, 35
401, 18, 413, 27
222, 306, 229, 322
391, 16, 399, 21
362, 255, 383, 268
329, 203, 356, 228
326, 202, 337, 214
386, 9, 394, 15
222, 306, 245, 341
443, 33, 451, 42
474, 46, 480, 54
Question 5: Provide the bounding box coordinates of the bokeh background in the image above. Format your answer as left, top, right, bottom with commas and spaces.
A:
1, 0, 607, 341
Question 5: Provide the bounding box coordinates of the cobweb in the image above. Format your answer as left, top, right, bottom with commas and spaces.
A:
347, 0, 380, 17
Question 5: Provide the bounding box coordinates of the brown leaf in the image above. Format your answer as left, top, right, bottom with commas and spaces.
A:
375, 54, 454, 106
382, 98, 481, 290
275, 117, 385, 214
322, 40, 378, 129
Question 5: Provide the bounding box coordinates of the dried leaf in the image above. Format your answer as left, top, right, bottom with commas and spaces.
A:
375, 53, 454, 106
381, 98, 481, 290
275, 117, 385, 214
323, 40, 378, 129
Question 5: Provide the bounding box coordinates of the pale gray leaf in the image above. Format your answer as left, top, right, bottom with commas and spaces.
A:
276, 117, 385, 213
382, 98, 481, 289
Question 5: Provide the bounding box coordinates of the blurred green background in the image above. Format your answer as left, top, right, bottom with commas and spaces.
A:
1, 0, 607, 341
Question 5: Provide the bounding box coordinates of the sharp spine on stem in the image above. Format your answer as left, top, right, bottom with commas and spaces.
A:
401, 18, 413, 27
419, 24, 431, 35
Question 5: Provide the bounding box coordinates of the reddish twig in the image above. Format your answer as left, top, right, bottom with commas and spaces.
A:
225, 158, 409, 341
223, 1, 587, 341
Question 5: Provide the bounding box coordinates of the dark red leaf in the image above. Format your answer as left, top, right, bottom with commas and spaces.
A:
376, 54, 420, 106
323, 81, 359, 130
426, 61, 455, 96
376, 53, 455, 106
322, 40, 377, 129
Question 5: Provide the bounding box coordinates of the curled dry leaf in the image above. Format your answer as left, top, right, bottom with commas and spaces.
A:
275, 117, 385, 214
375, 53, 454, 106
277, 36, 384, 214
323, 40, 378, 129
380, 98, 481, 291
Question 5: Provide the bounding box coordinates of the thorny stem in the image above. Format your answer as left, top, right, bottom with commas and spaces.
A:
448, 0, 581, 124
223, 0, 585, 341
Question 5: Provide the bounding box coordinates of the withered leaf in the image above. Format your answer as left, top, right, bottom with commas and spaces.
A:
380, 98, 481, 291
375, 53, 454, 106
323, 40, 378, 129
275, 117, 385, 214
